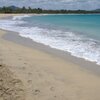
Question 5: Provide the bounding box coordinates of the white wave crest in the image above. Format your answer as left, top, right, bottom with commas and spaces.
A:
12, 15, 31, 20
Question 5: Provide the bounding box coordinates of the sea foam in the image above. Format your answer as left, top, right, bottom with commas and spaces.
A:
12, 15, 31, 20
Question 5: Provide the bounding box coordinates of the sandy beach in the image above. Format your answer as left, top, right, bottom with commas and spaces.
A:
0, 14, 100, 100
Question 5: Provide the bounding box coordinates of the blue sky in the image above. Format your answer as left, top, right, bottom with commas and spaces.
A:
0, 0, 100, 10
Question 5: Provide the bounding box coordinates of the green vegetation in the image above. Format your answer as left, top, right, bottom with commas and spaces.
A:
0, 6, 100, 14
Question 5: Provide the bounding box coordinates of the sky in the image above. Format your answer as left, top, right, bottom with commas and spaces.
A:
0, 0, 100, 10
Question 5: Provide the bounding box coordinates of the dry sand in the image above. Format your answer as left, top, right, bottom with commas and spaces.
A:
0, 64, 25, 100
0, 14, 100, 100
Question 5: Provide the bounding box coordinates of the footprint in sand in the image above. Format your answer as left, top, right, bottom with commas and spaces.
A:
0, 64, 2, 67
24, 62, 27, 65
50, 87, 55, 91
32, 89, 40, 95
27, 80, 32, 84
28, 72, 32, 76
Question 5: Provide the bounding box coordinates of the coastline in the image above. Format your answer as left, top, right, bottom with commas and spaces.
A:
1, 14, 100, 66
1, 14, 100, 100
3, 30, 100, 76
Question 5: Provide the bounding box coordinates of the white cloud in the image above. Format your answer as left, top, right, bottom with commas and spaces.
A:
0, 0, 100, 10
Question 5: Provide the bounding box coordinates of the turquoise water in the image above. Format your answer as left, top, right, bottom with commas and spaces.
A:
23, 14, 100, 40
0, 14, 100, 65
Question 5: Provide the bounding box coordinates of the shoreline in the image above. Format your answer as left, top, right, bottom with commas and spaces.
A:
3, 29, 100, 76
1, 14, 100, 100
1, 14, 100, 67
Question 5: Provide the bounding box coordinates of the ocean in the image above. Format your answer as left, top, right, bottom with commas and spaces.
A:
0, 14, 100, 65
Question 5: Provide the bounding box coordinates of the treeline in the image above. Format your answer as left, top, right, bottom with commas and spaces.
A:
0, 6, 100, 14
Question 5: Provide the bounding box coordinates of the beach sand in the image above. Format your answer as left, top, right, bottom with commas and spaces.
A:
0, 14, 100, 100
